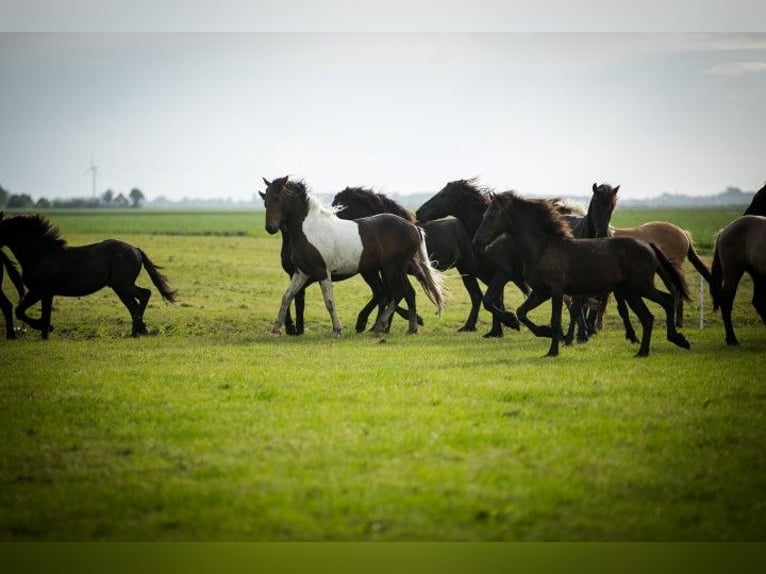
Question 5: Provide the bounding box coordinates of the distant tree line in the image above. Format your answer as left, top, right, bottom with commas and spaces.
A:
0, 183, 145, 209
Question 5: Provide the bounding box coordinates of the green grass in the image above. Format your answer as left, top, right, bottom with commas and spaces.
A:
1, 209, 764, 540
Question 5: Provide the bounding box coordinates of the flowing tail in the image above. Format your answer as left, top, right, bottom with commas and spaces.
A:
410, 227, 446, 314
683, 230, 713, 285
710, 241, 723, 311
139, 249, 177, 303
1, 251, 25, 299
650, 243, 691, 301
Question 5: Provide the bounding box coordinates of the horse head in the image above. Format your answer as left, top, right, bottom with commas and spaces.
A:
262, 175, 294, 234
588, 183, 619, 238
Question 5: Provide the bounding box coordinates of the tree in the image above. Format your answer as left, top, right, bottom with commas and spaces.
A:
101, 189, 114, 204
0, 183, 8, 207
129, 187, 145, 208
35, 197, 51, 209
6, 194, 34, 209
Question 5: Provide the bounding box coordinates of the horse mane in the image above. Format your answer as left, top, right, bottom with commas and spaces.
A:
5, 213, 67, 249
449, 177, 494, 211
496, 191, 573, 239
551, 198, 586, 216
335, 186, 415, 222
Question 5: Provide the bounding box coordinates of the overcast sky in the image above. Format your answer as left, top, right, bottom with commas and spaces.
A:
1, 15, 765, 201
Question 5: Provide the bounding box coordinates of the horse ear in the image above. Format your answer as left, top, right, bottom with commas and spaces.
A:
592, 183, 598, 193
263, 177, 271, 187
613, 185, 620, 194
258, 191, 266, 201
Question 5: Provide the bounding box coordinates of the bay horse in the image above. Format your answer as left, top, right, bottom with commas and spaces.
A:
415, 178, 528, 338
743, 182, 766, 216
262, 176, 444, 337
0, 213, 176, 339
710, 215, 766, 345
1, 246, 25, 339
611, 221, 711, 327
332, 186, 484, 332
473, 191, 691, 357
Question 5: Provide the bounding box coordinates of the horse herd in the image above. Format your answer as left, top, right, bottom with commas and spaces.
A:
0, 179, 764, 356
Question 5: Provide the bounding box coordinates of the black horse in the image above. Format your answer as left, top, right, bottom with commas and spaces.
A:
0, 213, 177, 339
415, 179, 527, 337
262, 176, 444, 337
1, 246, 25, 339
332, 186, 485, 332
474, 191, 691, 357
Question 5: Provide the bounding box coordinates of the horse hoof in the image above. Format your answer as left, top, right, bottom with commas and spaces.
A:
726, 338, 740, 346
285, 325, 297, 335
544, 350, 559, 357
270, 329, 282, 338
407, 328, 420, 335
500, 314, 521, 330
332, 329, 343, 337
670, 334, 690, 349
416, 315, 424, 326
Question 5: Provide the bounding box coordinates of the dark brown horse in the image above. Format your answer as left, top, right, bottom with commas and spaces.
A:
473, 191, 691, 357
0, 213, 176, 339
332, 186, 484, 332
262, 176, 444, 336
710, 215, 766, 345
415, 178, 527, 338
1, 246, 25, 339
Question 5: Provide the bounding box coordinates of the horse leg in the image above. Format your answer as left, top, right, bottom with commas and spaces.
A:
285, 286, 306, 336
642, 285, 690, 351
614, 290, 639, 344
15, 291, 47, 332
751, 272, 766, 324
0, 289, 15, 339
458, 275, 483, 332
673, 285, 684, 328
482, 273, 521, 336
318, 276, 343, 337
546, 294, 564, 357
517, 289, 554, 338
272, 271, 310, 337
563, 297, 585, 345
401, 274, 420, 335
623, 292, 654, 357
39, 295, 53, 340
113, 286, 148, 337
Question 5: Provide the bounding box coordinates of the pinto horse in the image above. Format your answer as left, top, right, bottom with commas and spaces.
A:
473, 191, 691, 357
710, 215, 766, 345
332, 186, 484, 332
0, 213, 176, 339
1, 246, 25, 339
262, 176, 444, 336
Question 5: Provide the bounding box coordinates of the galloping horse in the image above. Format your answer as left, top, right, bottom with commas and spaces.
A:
710, 209, 766, 345
0, 244, 25, 339
415, 178, 528, 338
0, 213, 176, 339
473, 191, 691, 357
332, 186, 484, 332
262, 176, 444, 336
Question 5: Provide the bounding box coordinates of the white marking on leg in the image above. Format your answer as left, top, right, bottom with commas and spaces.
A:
273, 271, 309, 336
319, 276, 343, 336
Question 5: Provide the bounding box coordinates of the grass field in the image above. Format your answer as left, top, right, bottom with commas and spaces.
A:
1, 207, 764, 540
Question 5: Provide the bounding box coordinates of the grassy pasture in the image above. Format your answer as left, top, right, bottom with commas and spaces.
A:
0, 207, 764, 540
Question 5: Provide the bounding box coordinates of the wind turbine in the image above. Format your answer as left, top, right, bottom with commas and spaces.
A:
84, 154, 98, 198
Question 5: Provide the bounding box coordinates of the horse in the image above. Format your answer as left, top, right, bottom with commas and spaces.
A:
331, 186, 484, 332
1, 246, 25, 339
560, 183, 620, 342
710, 215, 766, 345
262, 217, 416, 336
473, 191, 691, 357
744, 182, 766, 216
415, 178, 528, 338
262, 176, 445, 337
0, 213, 176, 339
611, 221, 711, 327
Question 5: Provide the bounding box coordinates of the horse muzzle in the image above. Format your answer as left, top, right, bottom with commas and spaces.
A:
265, 221, 280, 235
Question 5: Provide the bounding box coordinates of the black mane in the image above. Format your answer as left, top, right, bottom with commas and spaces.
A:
333, 187, 414, 222
448, 177, 494, 211
495, 191, 573, 239
4, 213, 67, 250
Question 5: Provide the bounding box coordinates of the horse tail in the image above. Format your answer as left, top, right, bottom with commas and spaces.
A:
684, 230, 713, 285
139, 249, 177, 303
411, 227, 446, 315
710, 240, 723, 312
650, 243, 691, 302
1, 250, 25, 299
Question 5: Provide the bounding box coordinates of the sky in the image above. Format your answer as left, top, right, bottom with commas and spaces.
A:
1, 7, 765, 202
